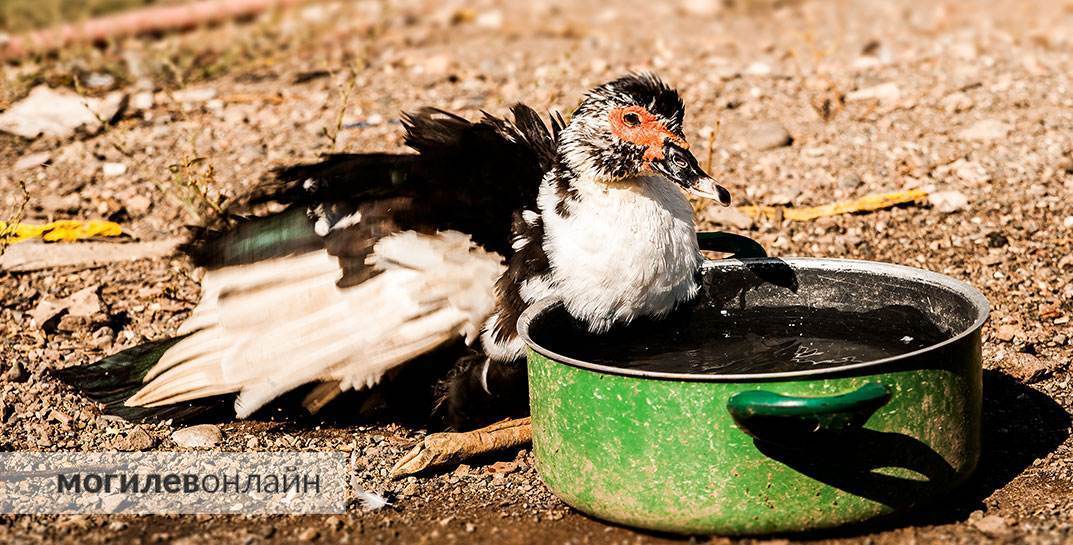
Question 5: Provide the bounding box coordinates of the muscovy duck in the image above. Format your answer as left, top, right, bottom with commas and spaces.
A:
56, 73, 730, 430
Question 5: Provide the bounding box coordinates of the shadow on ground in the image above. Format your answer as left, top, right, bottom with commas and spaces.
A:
794, 368, 1071, 540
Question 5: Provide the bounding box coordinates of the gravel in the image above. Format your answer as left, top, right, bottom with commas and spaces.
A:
2, 0, 1073, 544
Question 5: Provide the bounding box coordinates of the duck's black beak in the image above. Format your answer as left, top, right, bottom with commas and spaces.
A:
651, 143, 732, 206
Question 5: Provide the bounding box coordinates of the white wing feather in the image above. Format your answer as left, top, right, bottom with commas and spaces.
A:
125, 230, 504, 418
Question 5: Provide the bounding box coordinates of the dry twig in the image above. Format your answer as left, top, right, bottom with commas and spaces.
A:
390, 417, 533, 478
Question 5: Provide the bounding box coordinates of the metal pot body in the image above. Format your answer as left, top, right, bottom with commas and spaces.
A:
520, 258, 988, 535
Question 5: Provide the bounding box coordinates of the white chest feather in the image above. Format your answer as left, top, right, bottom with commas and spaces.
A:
538, 174, 702, 333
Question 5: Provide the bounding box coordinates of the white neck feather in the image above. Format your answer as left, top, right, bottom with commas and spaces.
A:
537, 172, 702, 333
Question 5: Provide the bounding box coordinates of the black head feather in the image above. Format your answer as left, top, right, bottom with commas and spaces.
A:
575, 72, 685, 132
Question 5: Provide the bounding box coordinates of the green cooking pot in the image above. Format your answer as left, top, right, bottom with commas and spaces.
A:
517, 241, 988, 535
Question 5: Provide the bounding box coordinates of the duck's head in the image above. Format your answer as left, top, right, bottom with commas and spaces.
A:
557, 73, 731, 205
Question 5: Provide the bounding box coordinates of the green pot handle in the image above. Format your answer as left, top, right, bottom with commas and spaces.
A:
727, 383, 892, 443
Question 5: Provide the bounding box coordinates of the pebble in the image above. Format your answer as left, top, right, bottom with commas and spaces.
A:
705, 207, 755, 230
744, 61, 773, 76
745, 120, 793, 150
680, 0, 722, 16
14, 152, 51, 171
958, 119, 1011, 141
30, 285, 103, 329
846, 82, 901, 103
995, 324, 1024, 342
1062, 216, 1073, 229
127, 195, 153, 215
172, 88, 218, 103
1007, 352, 1051, 383
940, 92, 975, 113
928, 191, 969, 213
0, 85, 126, 139
475, 10, 503, 29
114, 427, 154, 452
297, 527, 320, 541
84, 73, 116, 90
838, 173, 863, 189
2, 361, 29, 383
953, 160, 990, 184
171, 424, 223, 448
972, 514, 1011, 536
101, 162, 127, 177
130, 92, 155, 111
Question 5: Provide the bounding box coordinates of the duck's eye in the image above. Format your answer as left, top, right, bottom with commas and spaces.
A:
622, 112, 642, 127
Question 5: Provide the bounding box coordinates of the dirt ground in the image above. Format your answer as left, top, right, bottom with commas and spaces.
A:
2, 0, 1073, 543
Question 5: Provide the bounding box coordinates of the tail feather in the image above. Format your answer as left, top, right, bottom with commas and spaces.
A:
52, 336, 232, 423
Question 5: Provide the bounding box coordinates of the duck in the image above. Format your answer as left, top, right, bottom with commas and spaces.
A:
56, 73, 731, 431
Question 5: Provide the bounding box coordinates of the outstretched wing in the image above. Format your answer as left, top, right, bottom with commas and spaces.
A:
119, 105, 562, 417
184, 104, 562, 274
127, 231, 503, 418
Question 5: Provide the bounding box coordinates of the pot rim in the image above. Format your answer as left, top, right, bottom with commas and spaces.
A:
516, 257, 990, 381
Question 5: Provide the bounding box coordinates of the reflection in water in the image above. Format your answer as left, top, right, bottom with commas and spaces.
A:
530, 304, 952, 375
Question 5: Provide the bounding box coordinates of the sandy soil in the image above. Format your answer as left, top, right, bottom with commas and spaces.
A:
2, 0, 1073, 543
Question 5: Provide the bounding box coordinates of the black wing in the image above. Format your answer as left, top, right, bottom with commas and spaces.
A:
183, 104, 562, 286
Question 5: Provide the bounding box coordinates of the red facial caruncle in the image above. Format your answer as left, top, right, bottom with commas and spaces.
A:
608, 105, 688, 162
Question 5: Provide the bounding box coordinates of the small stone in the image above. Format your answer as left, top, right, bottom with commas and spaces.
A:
972, 514, 1010, 536
474, 10, 503, 29
744, 61, 772, 76
705, 207, 755, 230
1007, 352, 1051, 384
65, 286, 102, 317
131, 92, 155, 111
958, 119, 1011, 141
127, 195, 152, 215
1062, 216, 1073, 229
14, 152, 50, 171
37, 193, 81, 212
0, 85, 125, 139
2, 361, 29, 383
114, 427, 154, 451
172, 87, 218, 103
465, 523, 476, 533
680, 0, 722, 16
30, 298, 67, 329
940, 92, 974, 113
420, 54, 453, 76
297, 527, 320, 541
953, 160, 990, 184
325, 516, 343, 531
57, 313, 93, 332
102, 162, 127, 177
745, 120, 793, 150
846, 82, 901, 103
994, 324, 1023, 343
400, 481, 420, 497
84, 73, 116, 89
171, 424, 223, 448
928, 191, 969, 213
838, 173, 863, 189
986, 232, 1008, 248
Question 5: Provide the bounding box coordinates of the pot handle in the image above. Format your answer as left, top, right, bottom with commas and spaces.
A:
726, 383, 891, 442
696, 231, 767, 258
